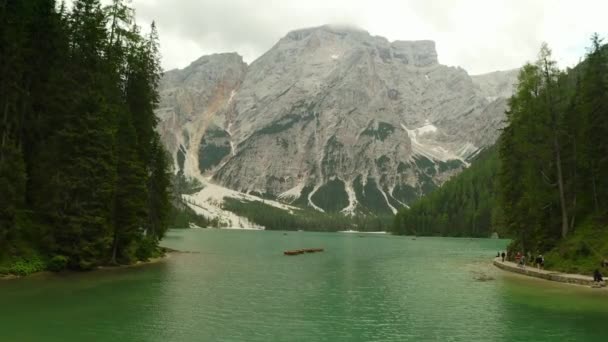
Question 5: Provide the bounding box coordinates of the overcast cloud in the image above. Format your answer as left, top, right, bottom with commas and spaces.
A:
127, 0, 607, 74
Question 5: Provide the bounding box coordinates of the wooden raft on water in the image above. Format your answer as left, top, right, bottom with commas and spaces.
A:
283, 248, 324, 256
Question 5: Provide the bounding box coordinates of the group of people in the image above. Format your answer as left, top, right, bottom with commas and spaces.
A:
499, 251, 544, 270
497, 251, 607, 287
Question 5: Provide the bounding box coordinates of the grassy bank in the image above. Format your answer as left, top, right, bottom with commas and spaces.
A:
543, 219, 608, 276
0, 247, 169, 279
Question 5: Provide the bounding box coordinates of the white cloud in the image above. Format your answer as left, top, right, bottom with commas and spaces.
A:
126, 0, 608, 74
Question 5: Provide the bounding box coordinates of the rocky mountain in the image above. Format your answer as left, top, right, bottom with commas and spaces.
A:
471, 69, 519, 101
157, 25, 517, 217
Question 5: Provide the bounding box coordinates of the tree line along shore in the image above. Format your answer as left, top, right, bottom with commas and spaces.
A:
394, 38, 608, 276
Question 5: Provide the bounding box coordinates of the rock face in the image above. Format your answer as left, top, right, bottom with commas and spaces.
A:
471, 69, 519, 102
156, 25, 516, 215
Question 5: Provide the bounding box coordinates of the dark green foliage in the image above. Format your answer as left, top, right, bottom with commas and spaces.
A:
47, 255, 68, 272
255, 104, 316, 136
199, 142, 231, 172
384, 188, 402, 210
0, 0, 171, 274
413, 156, 436, 175
361, 122, 395, 141
397, 162, 409, 173
249, 190, 277, 200
8, 257, 46, 276
0, 142, 26, 249
353, 176, 393, 215
496, 39, 608, 271
310, 179, 349, 212
375, 155, 391, 171
417, 171, 437, 194
198, 128, 231, 172
321, 135, 345, 176
393, 147, 501, 237
543, 219, 608, 275
222, 198, 392, 232
392, 184, 419, 205
397, 39, 608, 272
437, 159, 465, 173
177, 147, 186, 172
168, 200, 217, 229
292, 184, 315, 207
173, 172, 204, 195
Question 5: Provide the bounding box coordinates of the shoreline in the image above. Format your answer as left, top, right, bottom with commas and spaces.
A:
493, 257, 606, 289
0, 249, 175, 281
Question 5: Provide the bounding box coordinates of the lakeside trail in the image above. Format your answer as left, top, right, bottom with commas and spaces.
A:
493, 258, 607, 290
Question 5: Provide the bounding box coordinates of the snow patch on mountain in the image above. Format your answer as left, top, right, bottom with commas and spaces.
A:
278, 181, 305, 201
401, 123, 465, 163
182, 180, 300, 229
341, 181, 358, 216
379, 186, 398, 214
307, 184, 326, 212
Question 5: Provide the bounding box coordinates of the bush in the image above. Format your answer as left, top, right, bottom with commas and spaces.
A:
47, 255, 68, 272
136, 238, 160, 261
9, 256, 45, 276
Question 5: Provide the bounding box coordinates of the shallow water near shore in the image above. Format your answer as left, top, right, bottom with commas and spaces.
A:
0, 229, 606, 341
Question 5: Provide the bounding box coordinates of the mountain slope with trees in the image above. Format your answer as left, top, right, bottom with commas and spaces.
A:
499, 38, 608, 273
394, 36, 608, 274
392, 146, 502, 237
0, 0, 171, 274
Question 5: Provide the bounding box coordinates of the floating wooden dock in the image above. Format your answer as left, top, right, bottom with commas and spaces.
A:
284, 248, 324, 256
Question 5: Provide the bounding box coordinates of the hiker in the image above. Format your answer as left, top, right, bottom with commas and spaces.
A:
520, 255, 526, 268
515, 252, 522, 266
535, 254, 544, 270
501, 252, 506, 262
593, 269, 603, 283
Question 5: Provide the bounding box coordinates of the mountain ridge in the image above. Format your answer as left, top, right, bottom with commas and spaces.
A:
156, 25, 517, 221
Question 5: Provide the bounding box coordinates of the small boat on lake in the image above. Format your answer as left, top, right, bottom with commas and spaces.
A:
283, 248, 324, 256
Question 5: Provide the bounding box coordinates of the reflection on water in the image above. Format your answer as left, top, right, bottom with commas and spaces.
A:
0, 230, 606, 342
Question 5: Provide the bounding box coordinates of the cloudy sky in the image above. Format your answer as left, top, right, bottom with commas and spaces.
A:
127, 0, 607, 75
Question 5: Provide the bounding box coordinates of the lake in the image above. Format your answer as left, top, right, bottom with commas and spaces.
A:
1, 229, 607, 341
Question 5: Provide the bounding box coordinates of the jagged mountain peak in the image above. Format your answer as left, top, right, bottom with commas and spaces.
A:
156, 25, 515, 218
270, 24, 438, 68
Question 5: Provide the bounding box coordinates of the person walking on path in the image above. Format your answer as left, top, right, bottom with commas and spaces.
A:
535, 254, 544, 270
515, 252, 522, 267
593, 269, 604, 283
501, 252, 506, 262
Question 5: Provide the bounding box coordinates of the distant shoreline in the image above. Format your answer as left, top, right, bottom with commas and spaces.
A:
493, 258, 606, 289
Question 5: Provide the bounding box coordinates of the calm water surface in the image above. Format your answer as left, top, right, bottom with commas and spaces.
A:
1, 229, 607, 341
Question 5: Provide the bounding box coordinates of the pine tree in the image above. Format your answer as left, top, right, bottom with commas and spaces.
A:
111, 111, 147, 263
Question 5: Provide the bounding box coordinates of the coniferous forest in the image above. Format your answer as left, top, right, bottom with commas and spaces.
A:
392, 147, 501, 238
394, 37, 608, 273
0, 0, 171, 273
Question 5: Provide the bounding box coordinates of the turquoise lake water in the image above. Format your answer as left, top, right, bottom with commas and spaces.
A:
0, 229, 606, 341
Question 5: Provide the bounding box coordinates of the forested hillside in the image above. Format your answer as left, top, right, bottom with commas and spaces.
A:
392, 147, 501, 237
499, 38, 608, 273
0, 0, 171, 274
394, 36, 608, 274
223, 199, 393, 232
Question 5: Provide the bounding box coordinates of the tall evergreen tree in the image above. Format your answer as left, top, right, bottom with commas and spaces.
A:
0, 0, 171, 272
